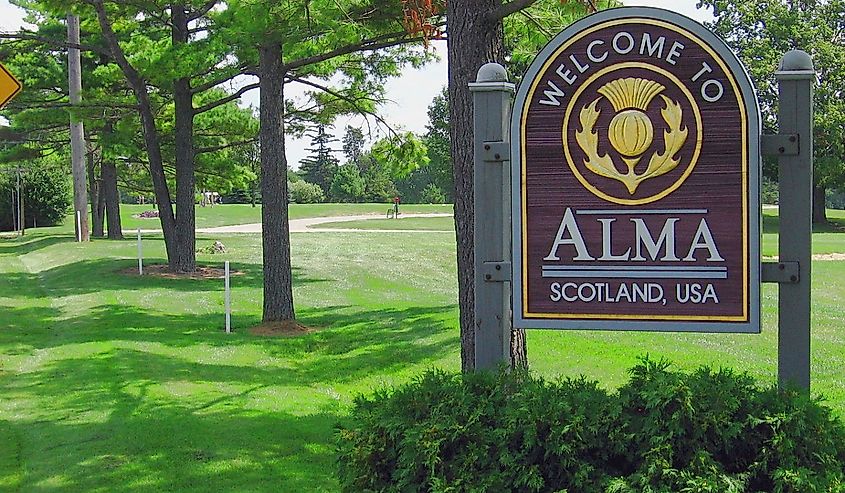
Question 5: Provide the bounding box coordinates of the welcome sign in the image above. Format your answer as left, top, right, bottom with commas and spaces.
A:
511, 8, 761, 332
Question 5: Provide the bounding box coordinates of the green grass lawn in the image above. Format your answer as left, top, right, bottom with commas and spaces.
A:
317, 208, 845, 255
762, 207, 845, 256
115, 203, 453, 231
1, 206, 845, 491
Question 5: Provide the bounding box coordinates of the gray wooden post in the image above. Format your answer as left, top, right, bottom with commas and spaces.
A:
775, 50, 814, 392
469, 63, 514, 370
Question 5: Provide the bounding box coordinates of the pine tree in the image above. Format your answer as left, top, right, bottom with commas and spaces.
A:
298, 125, 340, 195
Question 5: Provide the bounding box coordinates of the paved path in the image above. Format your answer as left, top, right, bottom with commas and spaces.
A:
127, 213, 454, 235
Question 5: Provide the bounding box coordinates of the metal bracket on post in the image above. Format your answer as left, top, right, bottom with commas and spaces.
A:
761, 133, 799, 156
470, 63, 515, 371
774, 49, 814, 394
482, 141, 510, 163
482, 261, 512, 282
761, 261, 800, 284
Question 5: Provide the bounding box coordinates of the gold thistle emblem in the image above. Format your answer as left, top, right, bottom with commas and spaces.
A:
575, 77, 688, 194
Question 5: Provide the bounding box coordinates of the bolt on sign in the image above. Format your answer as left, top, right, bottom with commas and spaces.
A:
511, 8, 761, 332
0, 62, 22, 109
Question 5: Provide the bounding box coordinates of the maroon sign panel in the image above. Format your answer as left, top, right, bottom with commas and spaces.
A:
511, 9, 760, 332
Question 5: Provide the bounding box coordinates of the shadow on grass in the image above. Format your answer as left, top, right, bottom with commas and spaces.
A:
0, 302, 457, 386
0, 257, 330, 299
0, 408, 342, 491
763, 212, 845, 234
0, 234, 75, 256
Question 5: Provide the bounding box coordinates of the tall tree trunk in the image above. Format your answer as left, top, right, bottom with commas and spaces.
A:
171, 4, 197, 272
68, 13, 89, 242
259, 41, 295, 322
93, 0, 177, 259
447, 0, 526, 371
813, 183, 827, 224
88, 146, 105, 237
102, 161, 123, 239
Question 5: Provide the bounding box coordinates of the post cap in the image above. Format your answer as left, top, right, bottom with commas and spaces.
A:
779, 50, 814, 71
476, 63, 508, 83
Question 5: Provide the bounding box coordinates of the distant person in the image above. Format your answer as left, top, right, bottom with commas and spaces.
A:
393, 196, 400, 218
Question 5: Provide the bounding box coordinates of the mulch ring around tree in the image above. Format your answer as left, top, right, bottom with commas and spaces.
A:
249, 320, 315, 337
117, 264, 244, 279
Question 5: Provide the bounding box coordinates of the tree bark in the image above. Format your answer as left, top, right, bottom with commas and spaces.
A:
102, 160, 123, 239
259, 41, 295, 322
447, 0, 526, 371
88, 148, 104, 237
172, 4, 197, 272
813, 183, 827, 225
68, 13, 90, 242
93, 0, 177, 259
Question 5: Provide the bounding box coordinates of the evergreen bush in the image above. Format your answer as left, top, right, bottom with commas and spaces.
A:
337, 358, 845, 492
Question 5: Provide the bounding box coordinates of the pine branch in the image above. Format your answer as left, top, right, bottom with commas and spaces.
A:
288, 75, 400, 139
488, 0, 539, 22
283, 29, 429, 72
0, 32, 110, 56
188, 0, 219, 21
191, 66, 252, 95
195, 137, 257, 155
192, 82, 259, 115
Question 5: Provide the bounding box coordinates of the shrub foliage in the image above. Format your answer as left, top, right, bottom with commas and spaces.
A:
288, 180, 325, 204
337, 358, 845, 492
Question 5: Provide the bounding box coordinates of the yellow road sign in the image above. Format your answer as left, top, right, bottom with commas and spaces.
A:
0, 62, 22, 109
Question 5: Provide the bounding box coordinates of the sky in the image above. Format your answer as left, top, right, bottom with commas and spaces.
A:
0, 0, 714, 168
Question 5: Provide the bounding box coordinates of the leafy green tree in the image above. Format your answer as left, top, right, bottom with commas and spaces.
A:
330, 163, 366, 202
393, 89, 451, 203
700, 0, 845, 223
370, 131, 429, 179
423, 87, 453, 201
396, 165, 438, 202
360, 153, 398, 202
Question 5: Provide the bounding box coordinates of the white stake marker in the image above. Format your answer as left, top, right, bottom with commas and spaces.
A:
224, 261, 231, 333
76, 211, 82, 242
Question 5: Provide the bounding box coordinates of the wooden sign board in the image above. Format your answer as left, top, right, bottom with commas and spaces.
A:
0, 62, 22, 109
512, 7, 761, 332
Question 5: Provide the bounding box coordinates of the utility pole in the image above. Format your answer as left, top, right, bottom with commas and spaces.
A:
16, 167, 23, 235
2, 166, 25, 236
68, 13, 89, 242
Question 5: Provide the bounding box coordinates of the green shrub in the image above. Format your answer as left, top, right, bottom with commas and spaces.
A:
762, 176, 779, 205
337, 359, 845, 492
288, 180, 325, 204
420, 183, 446, 204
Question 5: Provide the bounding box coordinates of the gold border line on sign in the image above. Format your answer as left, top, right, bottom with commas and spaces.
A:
561, 62, 703, 205
521, 17, 749, 322
0, 63, 22, 108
